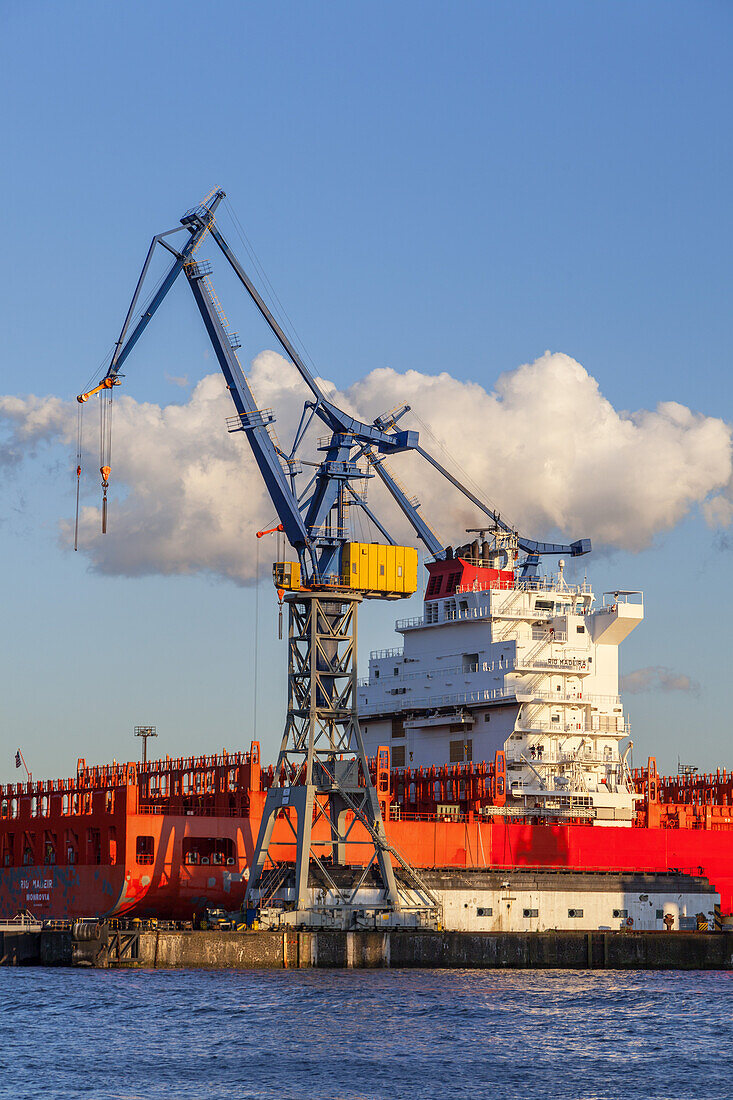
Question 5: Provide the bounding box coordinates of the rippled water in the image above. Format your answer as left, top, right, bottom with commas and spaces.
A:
1, 968, 731, 1099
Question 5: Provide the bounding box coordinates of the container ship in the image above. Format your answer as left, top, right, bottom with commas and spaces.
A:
2, 540, 731, 931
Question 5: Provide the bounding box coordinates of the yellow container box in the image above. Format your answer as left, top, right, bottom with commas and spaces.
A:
341, 542, 417, 596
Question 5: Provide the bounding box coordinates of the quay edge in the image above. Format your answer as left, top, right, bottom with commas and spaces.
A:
3, 928, 733, 971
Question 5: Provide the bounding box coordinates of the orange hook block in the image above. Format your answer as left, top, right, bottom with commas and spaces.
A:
77, 377, 121, 403
256, 523, 284, 539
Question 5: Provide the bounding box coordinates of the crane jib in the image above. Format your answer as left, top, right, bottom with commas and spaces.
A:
76, 190, 591, 586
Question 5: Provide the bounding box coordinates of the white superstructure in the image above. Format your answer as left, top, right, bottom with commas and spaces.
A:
359, 540, 644, 825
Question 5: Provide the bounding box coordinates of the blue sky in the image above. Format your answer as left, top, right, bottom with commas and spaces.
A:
1, 0, 732, 781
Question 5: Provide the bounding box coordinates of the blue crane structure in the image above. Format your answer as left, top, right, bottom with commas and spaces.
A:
78, 189, 590, 586
77, 190, 591, 924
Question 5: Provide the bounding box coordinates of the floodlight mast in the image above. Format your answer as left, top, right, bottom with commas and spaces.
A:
76, 191, 590, 925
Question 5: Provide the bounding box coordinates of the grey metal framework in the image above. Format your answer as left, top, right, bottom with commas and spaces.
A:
246, 592, 437, 918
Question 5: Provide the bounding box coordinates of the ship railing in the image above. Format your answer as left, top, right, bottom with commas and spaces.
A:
359, 686, 517, 715
395, 615, 426, 630
514, 722, 587, 735
137, 804, 244, 817
506, 748, 621, 767
391, 810, 472, 824
402, 662, 480, 681
514, 576, 594, 596
519, 690, 621, 707
361, 660, 507, 690
0, 753, 256, 799
396, 606, 492, 630
598, 591, 644, 611
454, 577, 515, 593
369, 647, 404, 660
0, 910, 42, 932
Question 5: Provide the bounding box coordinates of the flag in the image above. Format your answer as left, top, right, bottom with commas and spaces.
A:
15, 750, 21, 769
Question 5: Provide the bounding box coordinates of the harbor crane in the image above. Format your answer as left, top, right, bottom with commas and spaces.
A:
77, 189, 590, 924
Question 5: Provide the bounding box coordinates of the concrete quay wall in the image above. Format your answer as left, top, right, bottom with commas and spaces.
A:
3, 929, 733, 969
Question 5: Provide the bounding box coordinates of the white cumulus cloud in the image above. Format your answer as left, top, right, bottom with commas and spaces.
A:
0, 350, 731, 584
620, 666, 701, 696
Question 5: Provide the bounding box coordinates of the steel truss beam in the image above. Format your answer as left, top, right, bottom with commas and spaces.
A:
245, 593, 437, 918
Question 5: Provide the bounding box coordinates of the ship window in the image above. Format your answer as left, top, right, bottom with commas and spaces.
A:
136, 835, 155, 865
523, 908, 539, 918
182, 837, 235, 865
392, 718, 405, 739
484, 714, 490, 722
394, 667, 399, 676
391, 746, 406, 768
397, 566, 403, 577
44, 833, 57, 865
613, 908, 628, 919
449, 740, 464, 763
23, 834, 35, 866
426, 575, 443, 598
656, 909, 664, 919
2, 834, 14, 867
477, 907, 493, 917
87, 828, 102, 865
380, 564, 385, 576
462, 653, 479, 673
568, 908, 583, 918
374, 670, 379, 679
576, 625, 585, 634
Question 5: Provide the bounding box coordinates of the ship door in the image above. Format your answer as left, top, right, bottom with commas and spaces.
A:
498, 886, 517, 931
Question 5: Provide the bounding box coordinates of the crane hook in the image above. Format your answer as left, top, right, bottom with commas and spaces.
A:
100, 466, 111, 534
277, 587, 285, 641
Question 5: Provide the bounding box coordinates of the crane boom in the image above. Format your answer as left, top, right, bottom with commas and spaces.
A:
77, 190, 591, 588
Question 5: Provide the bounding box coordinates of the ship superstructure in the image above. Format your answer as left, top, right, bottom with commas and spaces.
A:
360, 532, 643, 825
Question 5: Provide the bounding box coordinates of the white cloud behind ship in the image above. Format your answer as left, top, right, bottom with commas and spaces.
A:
620, 666, 701, 696
1, 350, 732, 584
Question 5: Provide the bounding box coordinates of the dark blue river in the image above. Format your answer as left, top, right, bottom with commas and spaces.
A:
1, 968, 731, 1099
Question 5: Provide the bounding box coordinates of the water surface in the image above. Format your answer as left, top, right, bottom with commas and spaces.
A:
1, 968, 731, 1099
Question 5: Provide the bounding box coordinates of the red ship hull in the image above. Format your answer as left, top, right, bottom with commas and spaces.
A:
2, 745, 732, 920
